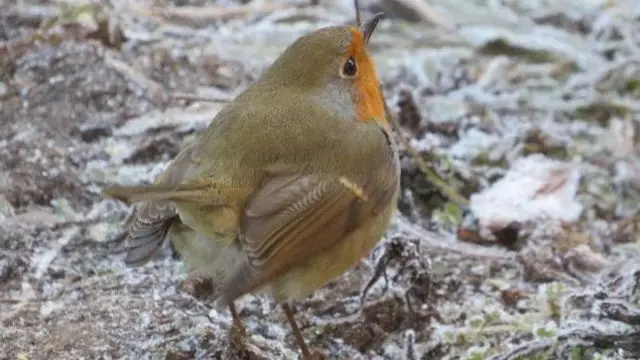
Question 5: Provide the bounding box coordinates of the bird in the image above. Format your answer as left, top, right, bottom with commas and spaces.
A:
103, 12, 400, 359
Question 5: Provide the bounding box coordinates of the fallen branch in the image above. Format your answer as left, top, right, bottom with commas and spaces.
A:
104, 56, 169, 107
169, 92, 232, 104
148, 2, 302, 22
395, 215, 515, 261
381, 0, 454, 30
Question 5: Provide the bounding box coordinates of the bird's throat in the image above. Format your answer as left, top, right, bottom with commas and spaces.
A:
356, 80, 385, 122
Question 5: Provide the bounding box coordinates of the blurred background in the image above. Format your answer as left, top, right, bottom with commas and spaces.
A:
1, 0, 640, 359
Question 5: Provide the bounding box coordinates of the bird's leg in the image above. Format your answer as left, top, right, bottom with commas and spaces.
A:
228, 302, 246, 336
282, 302, 320, 359
227, 302, 247, 347
226, 302, 251, 357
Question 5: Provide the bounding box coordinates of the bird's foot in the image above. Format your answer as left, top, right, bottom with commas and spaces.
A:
229, 317, 247, 340
225, 319, 250, 359
303, 351, 325, 360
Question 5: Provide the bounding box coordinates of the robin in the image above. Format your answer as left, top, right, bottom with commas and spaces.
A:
104, 12, 400, 359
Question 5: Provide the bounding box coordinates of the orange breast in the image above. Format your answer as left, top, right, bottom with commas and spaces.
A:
347, 28, 385, 122
267, 198, 397, 302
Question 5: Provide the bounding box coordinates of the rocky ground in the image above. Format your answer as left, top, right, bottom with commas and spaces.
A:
2, 0, 640, 359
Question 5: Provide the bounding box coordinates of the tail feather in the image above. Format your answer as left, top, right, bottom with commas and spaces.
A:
103, 183, 228, 206
103, 179, 234, 265
114, 199, 180, 266
125, 231, 170, 265
124, 210, 178, 266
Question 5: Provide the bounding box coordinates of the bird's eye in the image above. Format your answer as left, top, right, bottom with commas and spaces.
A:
341, 57, 357, 78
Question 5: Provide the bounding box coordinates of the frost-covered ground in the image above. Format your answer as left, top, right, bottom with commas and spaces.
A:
2, 0, 640, 359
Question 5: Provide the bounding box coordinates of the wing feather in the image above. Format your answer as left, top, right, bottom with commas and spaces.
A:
115, 145, 201, 265
217, 171, 396, 304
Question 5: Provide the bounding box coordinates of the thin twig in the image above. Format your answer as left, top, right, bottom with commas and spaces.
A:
104, 56, 169, 107
395, 216, 515, 261
381, 0, 454, 30
390, 114, 469, 207
169, 92, 232, 104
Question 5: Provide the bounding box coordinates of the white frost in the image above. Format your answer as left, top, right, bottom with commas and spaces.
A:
469, 154, 583, 231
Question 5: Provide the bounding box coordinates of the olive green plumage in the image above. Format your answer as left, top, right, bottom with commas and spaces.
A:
103, 15, 399, 315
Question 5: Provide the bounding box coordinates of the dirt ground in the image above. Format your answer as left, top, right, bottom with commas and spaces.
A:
2, 0, 640, 359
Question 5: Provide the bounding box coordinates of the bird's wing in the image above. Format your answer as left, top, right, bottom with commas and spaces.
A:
217, 169, 397, 304
123, 200, 179, 265
104, 144, 205, 266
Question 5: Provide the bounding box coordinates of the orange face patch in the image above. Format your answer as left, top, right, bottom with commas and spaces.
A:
346, 28, 385, 123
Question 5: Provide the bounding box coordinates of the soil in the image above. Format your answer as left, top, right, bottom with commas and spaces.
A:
2, 1, 640, 359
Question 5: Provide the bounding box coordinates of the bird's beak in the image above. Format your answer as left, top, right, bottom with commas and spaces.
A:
359, 12, 384, 44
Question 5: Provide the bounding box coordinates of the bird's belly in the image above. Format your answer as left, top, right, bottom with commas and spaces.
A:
269, 204, 396, 302
171, 203, 246, 282
171, 227, 246, 285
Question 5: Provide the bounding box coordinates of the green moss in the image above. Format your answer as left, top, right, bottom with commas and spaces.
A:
571, 347, 585, 360
621, 78, 640, 94
546, 283, 566, 322
572, 102, 630, 126
520, 128, 569, 160
467, 352, 485, 360
469, 317, 484, 329
535, 327, 556, 338
441, 201, 463, 227
470, 151, 508, 168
